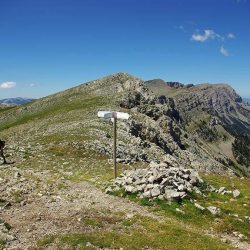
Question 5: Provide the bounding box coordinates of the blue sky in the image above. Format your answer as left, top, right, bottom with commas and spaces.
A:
0, 0, 250, 99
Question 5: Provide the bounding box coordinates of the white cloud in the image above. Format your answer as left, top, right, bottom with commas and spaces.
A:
227, 33, 235, 39
191, 29, 221, 42
29, 83, 36, 87
0, 81, 16, 89
220, 46, 230, 56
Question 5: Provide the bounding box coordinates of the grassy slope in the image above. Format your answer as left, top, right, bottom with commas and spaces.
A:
0, 77, 249, 249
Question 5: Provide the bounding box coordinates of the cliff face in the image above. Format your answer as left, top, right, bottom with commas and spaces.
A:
174, 84, 249, 133
143, 79, 250, 175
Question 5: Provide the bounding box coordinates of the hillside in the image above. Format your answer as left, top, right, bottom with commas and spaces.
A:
0, 73, 250, 249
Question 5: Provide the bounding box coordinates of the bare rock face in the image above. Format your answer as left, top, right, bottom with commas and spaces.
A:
120, 87, 185, 155
172, 83, 250, 134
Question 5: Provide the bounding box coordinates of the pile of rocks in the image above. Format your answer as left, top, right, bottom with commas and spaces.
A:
106, 161, 204, 201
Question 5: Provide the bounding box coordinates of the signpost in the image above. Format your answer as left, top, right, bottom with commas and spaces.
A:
97, 111, 130, 178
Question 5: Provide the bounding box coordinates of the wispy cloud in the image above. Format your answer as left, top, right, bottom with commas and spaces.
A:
227, 33, 235, 39
191, 29, 222, 42
0, 81, 16, 89
220, 46, 230, 56
190, 29, 235, 43
29, 83, 36, 87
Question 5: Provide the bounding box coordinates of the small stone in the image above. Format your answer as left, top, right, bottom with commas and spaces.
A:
151, 186, 161, 197
143, 190, 151, 198
126, 213, 134, 219
164, 189, 181, 200
176, 208, 185, 214
238, 233, 245, 239
158, 195, 164, 200
14, 171, 21, 178
218, 187, 226, 194
232, 189, 241, 198
35, 217, 42, 221
105, 186, 113, 194
232, 231, 238, 237
207, 206, 221, 215
193, 187, 201, 194
177, 184, 185, 191
125, 185, 135, 193
194, 203, 205, 211
148, 176, 155, 183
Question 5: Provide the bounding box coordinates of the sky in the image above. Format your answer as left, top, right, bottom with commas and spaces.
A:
0, 0, 250, 99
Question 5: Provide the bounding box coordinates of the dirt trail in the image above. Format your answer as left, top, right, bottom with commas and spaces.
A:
1, 169, 249, 250
1, 181, 160, 249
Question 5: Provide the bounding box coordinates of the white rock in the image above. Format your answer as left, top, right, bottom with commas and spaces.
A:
178, 184, 185, 191
164, 189, 180, 200
151, 186, 161, 197
218, 187, 226, 194
194, 203, 205, 211
148, 176, 155, 183
207, 206, 221, 215
143, 190, 151, 198
14, 171, 21, 178
124, 185, 135, 193
176, 208, 185, 214
232, 189, 241, 198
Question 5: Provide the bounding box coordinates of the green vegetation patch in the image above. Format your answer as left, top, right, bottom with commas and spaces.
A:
0, 239, 6, 250
232, 134, 250, 167
37, 215, 232, 250
0, 95, 112, 132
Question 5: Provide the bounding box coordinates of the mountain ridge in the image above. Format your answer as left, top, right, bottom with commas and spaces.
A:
1, 72, 249, 175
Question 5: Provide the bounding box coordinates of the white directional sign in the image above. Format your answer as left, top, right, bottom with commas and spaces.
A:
97, 111, 129, 120
97, 110, 130, 178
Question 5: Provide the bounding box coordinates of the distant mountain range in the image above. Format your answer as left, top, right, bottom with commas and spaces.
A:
0, 97, 35, 106
243, 98, 250, 104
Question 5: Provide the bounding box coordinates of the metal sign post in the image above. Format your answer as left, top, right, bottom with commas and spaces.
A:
97, 111, 129, 179
112, 112, 117, 178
